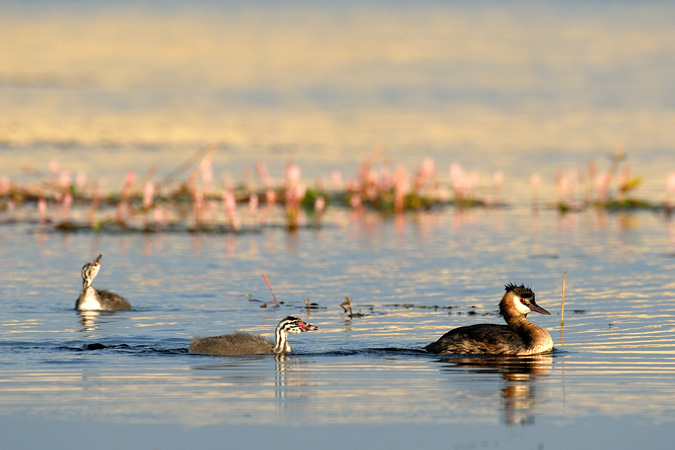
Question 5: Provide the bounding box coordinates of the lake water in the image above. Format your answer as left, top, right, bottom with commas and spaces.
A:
1, 1, 675, 449
1, 207, 674, 449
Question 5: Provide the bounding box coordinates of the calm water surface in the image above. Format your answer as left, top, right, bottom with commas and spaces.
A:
1, 207, 675, 449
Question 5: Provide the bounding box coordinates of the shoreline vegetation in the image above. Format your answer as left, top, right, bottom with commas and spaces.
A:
1, 147, 673, 234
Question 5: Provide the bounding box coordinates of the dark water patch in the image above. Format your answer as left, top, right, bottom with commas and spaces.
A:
300, 347, 430, 358
181, 346, 430, 359
178, 293, 218, 299
35, 221, 266, 236
58, 343, 189, 355
386, 303, 457, 310
532, 253, 560, 259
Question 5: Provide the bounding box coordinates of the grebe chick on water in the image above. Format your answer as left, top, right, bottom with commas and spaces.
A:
425, 283, 553, 356
189, 316, 318, 356
75, 254, 132, 311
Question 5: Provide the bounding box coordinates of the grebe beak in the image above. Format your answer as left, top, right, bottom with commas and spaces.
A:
529, 303, 551, 315
299, 321, 319, 332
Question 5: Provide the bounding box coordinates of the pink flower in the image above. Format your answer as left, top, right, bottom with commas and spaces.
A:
249, 194, 259, 216
667, 172, 675, 197
314, 196, 326, 214
143, 182, 155, 209
331, 170, 343, 190
59, 171, 72, 191
0, 176, 9, 195
38, 198, 47, 222
285, 163, 301, 185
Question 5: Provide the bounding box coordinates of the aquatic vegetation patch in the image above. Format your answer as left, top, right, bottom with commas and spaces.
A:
1, 147, 672, 234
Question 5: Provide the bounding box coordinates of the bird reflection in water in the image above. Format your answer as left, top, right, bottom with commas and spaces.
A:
438, 353, 553, 426
77, 310, 129, 333
78, 310, 101, 332
274, 355, 313, 415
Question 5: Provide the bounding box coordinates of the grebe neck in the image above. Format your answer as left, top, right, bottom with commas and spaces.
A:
78, 286, 102, 311
503, 309, 552, 353
273, 327, 291, 354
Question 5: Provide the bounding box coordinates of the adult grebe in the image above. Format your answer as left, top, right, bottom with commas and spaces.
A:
75, 254, 132, 311
189, 316, 318, 356
425, 283, 553, 356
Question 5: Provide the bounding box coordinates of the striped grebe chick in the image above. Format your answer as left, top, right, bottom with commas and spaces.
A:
425, 283, 553, 356
75, 254, 131, 311
189, 316, 318, 356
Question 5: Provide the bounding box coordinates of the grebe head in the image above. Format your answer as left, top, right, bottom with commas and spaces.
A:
277, 316, 319, 335
500, 283, 550, 317
81, 254, 102, 289
273, 316, 319, 354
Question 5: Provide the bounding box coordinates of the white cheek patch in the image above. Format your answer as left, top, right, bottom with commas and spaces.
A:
512, 295, 532, 314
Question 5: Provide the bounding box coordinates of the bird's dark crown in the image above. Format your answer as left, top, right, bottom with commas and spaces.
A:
505, 282, 534, 300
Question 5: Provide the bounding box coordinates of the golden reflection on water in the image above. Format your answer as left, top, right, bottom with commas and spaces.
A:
439, 354, 552, 426
1, 199, 675, 431
3, 300, 674, 428
1, 3, 675, 191
0, 332, 673, 428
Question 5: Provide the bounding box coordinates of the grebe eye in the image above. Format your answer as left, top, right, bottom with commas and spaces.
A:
520, 298, 527, 305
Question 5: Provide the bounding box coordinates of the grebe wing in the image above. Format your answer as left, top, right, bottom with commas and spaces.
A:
189, 332, 274, 356
97, 289, 132, 311
425, 323, 522, 355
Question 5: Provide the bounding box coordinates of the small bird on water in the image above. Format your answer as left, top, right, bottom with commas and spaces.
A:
75, 254, 132, 311
189, 316, 318, 356
425, 283, 553, 356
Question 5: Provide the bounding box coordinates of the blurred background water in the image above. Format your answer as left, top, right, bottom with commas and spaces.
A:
2, 0, 674, 198
1, 1, 675, 449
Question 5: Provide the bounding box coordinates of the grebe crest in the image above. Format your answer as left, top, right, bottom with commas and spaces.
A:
189, 316, 319, 356
75, 254, 131, 311
501, 283, 549, 317
425, 283, 553, 356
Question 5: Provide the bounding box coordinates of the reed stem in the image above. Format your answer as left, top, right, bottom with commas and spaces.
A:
561, 271, 566, 329
262, 273, 279, 306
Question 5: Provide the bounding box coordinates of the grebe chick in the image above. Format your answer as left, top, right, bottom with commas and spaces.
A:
425, 283, 553, 356
189, 316, 318, 356
75, 254, 131, 311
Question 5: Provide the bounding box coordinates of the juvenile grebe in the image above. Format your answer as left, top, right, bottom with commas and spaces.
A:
425, 283, 553, 356
189, 316, 318, 356
75, 254, 132, 311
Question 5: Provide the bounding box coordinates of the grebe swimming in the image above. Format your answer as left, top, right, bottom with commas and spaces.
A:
75, 254, 132, 311
425, 283, 553, 356
189, 316, 318, 356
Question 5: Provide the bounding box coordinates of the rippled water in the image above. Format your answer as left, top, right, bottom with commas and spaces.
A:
1, 206, 675, 449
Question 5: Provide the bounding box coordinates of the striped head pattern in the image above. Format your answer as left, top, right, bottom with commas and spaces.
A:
273, 316, 319, 354
81, 254, 102, 288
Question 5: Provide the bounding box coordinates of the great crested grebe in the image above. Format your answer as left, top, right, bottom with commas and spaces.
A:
189, 316, 318, 356
75, 254, 132, 311
425, 283, 553, 356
